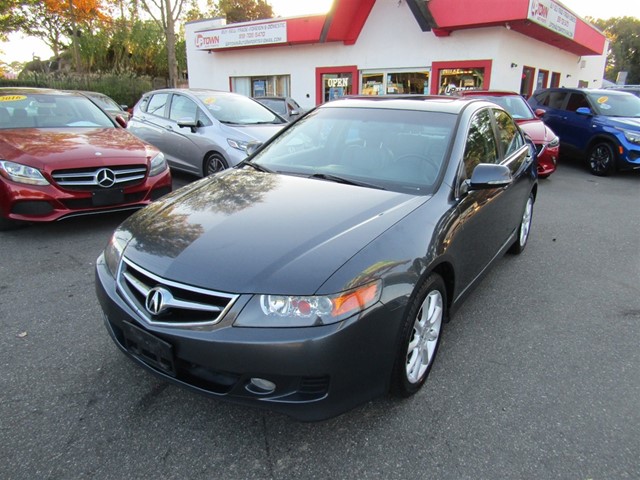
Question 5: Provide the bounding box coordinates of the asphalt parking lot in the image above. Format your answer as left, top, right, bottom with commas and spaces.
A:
2, 159, 639, 480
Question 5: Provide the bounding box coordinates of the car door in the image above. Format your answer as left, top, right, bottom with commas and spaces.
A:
127, 92, 172, 152
450, 108, 529, 292
557, 92, 593, 152
156, 93, 213, 175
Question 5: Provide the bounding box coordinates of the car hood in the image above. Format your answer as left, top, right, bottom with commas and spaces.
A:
516, 119, 550, 143
220, 123, 285, 143
0, 128, 152, 170
120, 169, 428, 295
600, 116, 640, 130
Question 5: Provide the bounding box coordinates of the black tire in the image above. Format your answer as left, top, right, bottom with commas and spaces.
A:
509, 192, 534, 255
391, 273, 446, 397
203, 153, 228, 177
587, 141, 616, 176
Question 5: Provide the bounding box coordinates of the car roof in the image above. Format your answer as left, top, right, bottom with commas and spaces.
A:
535, 87, 633, 96
146, 88, 240, 97
0, 87, 84, 97
324, 95, 491, 114
458, 90, 520, 97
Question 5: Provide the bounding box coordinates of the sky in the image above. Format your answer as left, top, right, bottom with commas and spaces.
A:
2, 0, 640, 65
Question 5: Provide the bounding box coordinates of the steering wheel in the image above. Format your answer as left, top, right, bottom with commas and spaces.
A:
394, 154, 440, 183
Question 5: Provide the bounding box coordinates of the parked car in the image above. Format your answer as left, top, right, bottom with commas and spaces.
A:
96, 96, 538, 421
78, 90, 131, 122
528, 87, 640, 175
127, 88, 287, 177
457, 90, 559, 177
603, 85, 640, 97
254, 96, 306, 122
0, 87, 172, 230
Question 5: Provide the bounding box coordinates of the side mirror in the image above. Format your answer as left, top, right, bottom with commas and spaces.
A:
576, 107, 592, 116
534, 108, 546, 118
177, 117, 199, 133
468, 163, 513, 190
114, 115, 128, 128
246, 140, 263, 156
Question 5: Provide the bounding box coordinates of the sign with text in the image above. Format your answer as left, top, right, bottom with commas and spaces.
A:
528, 0, 577, 39
195, 21, 287, 50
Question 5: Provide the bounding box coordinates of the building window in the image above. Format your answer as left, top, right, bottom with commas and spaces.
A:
550, 72, 561, 88
537, 70, 549, 90
322, 73, 353, 102
520, 66, 536, 97
361, 70, 430, 96
230, 75, 291, 97
438, 68, 485, 94
431, 60, 492, 95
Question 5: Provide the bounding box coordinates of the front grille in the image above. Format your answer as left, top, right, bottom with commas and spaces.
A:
61, 192, 146, 209
117, 258, 238, 327
52, 165, 147, 191
535, 143, 546, 156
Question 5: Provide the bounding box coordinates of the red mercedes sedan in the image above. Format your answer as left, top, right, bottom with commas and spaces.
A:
457, 90, 559, 178
0, 88, 172, 229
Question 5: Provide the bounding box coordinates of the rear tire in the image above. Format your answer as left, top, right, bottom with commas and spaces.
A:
391, 273, 446, 397
587, 141, 616, 176
203, 153, 228, 177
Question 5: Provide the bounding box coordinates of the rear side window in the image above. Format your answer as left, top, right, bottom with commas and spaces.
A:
146, 93, 169, 117
546, 91, 567, 109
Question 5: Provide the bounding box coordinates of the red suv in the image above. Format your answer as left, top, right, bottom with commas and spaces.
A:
0, 88, 172, 229
457, 91, 559, 178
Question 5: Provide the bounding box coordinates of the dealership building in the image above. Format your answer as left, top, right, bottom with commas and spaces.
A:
184, 0, 608, 110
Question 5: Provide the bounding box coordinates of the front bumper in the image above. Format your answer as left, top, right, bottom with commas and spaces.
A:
95, 255, 402, 421
0, 169, 172, 223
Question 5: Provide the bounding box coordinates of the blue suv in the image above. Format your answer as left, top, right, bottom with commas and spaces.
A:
528, 88, 640, 176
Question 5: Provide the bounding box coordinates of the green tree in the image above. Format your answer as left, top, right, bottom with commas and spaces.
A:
208, 0, 273, 24
593, 16, 640, 84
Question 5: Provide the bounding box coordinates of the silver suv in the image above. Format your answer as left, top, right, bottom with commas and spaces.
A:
128, 89, 287, 176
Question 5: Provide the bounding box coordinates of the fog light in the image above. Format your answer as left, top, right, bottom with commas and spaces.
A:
246, 377, 276, 395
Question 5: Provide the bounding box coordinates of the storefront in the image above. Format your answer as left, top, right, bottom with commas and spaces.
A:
185, 0, 607, 110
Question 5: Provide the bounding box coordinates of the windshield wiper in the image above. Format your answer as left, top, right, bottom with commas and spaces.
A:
238, 160, 273, 173
309, 173, 386, 190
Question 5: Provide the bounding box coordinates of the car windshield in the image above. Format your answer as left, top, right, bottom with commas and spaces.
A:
88, 93, 122, 113
477, 95, 534, 120
588, 92, 640, 117
194, 92, 286, 125
0, 93, 115, 129
257, 99, 287, 115
250, 106, 455, 195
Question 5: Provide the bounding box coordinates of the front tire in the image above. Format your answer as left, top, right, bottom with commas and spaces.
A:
587, 141, 616, 176
391, 273, 446, 397
203, 153, 228, 177
509, 193, 534, 255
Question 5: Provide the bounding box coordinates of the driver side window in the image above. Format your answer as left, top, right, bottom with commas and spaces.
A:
462, 109, 498, 179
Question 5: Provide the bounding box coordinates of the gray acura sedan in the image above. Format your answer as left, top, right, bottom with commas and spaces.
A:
96, 96, 537, 421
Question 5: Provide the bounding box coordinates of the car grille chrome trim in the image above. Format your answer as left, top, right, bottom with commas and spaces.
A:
52, 165, 147, 189
117, 257, 238, 327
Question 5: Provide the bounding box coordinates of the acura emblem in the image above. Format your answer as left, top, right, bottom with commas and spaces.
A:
96, 168, 116, 188
145, 287, 171, 315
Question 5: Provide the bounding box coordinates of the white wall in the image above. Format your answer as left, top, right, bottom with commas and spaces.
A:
185, 0, 607, 107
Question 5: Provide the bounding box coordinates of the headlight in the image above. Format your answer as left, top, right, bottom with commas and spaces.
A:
620, 129, 640, 145
104, 229, 132, 277
0, 160, 49, 185
548, 136, 560, 148
149, 152, 168, 176
227, 138, 249, 152
234, 280, 382, 327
